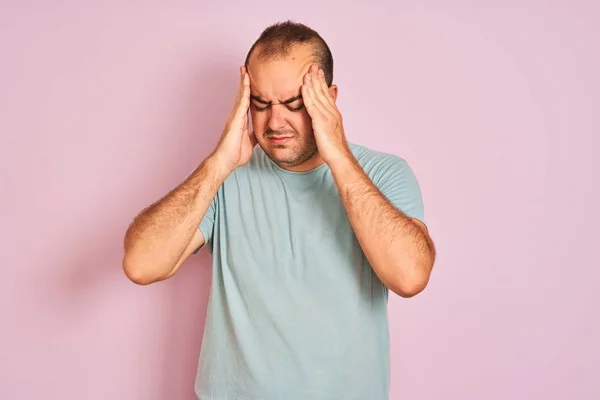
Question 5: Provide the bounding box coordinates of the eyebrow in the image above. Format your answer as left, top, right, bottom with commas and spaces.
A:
250, 93, 303, 105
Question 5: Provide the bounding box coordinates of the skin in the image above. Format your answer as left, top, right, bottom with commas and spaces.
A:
246, 43, 331, 171
122, 42, 436, 297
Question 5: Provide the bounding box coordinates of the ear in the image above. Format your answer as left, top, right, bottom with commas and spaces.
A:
328, 84, 338, 102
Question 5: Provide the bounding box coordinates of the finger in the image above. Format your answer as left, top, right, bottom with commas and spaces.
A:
249, 130, 257, 147
228, 67, 245, 119
234, 67, 245, 104
301, 73, 326, 119
311, 65, 335, 112
304, 71, 331, 118
309, 64, 335, 113
310, 64, 326, 98
316, 67, 335, 108
233, 69, 251, 121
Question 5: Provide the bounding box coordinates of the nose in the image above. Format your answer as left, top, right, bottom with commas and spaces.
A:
267, 105, 287, 132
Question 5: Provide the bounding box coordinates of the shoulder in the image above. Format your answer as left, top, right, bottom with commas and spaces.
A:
349, 143, 426, 222
348, 142, 416, 186
349, 142, 410, 167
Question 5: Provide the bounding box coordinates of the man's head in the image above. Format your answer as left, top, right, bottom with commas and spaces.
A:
244, 21, 337, 171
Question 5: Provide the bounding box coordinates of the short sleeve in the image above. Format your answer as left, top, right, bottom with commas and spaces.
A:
373, 156, 426, 225
194, 195, 217, 254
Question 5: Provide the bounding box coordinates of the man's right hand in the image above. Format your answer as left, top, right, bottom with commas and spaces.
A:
123, 67, 258, 285
212, 66, 257, 173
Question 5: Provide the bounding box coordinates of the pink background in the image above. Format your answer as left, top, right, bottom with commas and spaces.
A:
1, 1, 599, 399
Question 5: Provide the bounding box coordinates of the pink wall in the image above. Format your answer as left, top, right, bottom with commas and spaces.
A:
1, 1, 599, 399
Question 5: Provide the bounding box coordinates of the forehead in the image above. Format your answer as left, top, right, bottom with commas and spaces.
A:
248, 44, 314, 100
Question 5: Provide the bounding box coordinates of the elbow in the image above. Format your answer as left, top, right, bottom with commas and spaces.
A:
122, 254, 160, 286
388, 260, 433, 298
391, 279, 428, 298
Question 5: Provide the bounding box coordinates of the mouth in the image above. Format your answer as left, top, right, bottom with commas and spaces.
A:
267, 136, 293, 144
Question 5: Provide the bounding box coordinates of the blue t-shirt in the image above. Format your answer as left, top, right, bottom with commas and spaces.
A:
194, 142, 425, 400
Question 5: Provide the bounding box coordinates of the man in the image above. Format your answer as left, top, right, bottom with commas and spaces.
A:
123, 21, 436, 400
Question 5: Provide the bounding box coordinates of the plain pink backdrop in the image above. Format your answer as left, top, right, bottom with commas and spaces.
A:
1, 1, 599, 399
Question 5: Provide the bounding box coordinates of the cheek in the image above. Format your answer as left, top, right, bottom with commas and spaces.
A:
250, 110, 268, 131
292, 111, 313, 134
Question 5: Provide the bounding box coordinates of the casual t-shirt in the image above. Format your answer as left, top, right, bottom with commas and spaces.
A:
193, 142, 425, 400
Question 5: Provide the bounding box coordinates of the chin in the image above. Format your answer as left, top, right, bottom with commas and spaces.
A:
257, 137, 317, 165
278, 149, 319, 168
264, 147, 297, 164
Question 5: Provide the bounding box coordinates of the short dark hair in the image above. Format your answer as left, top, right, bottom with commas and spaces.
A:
244, 20, 334, 86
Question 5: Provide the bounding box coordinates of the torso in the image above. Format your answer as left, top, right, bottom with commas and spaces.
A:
195, 144, 396, 400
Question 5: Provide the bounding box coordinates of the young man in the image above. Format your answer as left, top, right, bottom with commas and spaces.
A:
123, 21, 436, 400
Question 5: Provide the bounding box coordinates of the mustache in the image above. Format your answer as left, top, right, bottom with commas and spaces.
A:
263, 128, 297, 137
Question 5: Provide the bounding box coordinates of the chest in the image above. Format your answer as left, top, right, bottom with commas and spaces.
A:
214, 169, 361, 271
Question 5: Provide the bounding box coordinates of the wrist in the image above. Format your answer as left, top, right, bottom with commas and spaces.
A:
327, 149, 370, 194
326, 146, 357, 173
206, 152, 235, 181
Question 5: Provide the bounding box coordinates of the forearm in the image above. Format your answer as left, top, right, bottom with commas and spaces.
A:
123, 154, 229, 281
329, 152, 435, 297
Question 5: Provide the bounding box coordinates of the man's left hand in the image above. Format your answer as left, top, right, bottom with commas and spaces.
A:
301, 64, 351, 164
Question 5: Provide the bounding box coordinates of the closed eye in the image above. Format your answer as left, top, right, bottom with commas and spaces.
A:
286, 103, 305, 112
252, 103, 270, 112
251, 102, 305, 112
284, 97, 304, 111
251, 92, 305, 112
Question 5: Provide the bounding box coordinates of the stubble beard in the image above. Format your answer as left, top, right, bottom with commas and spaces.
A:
261, 129, 318, 168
